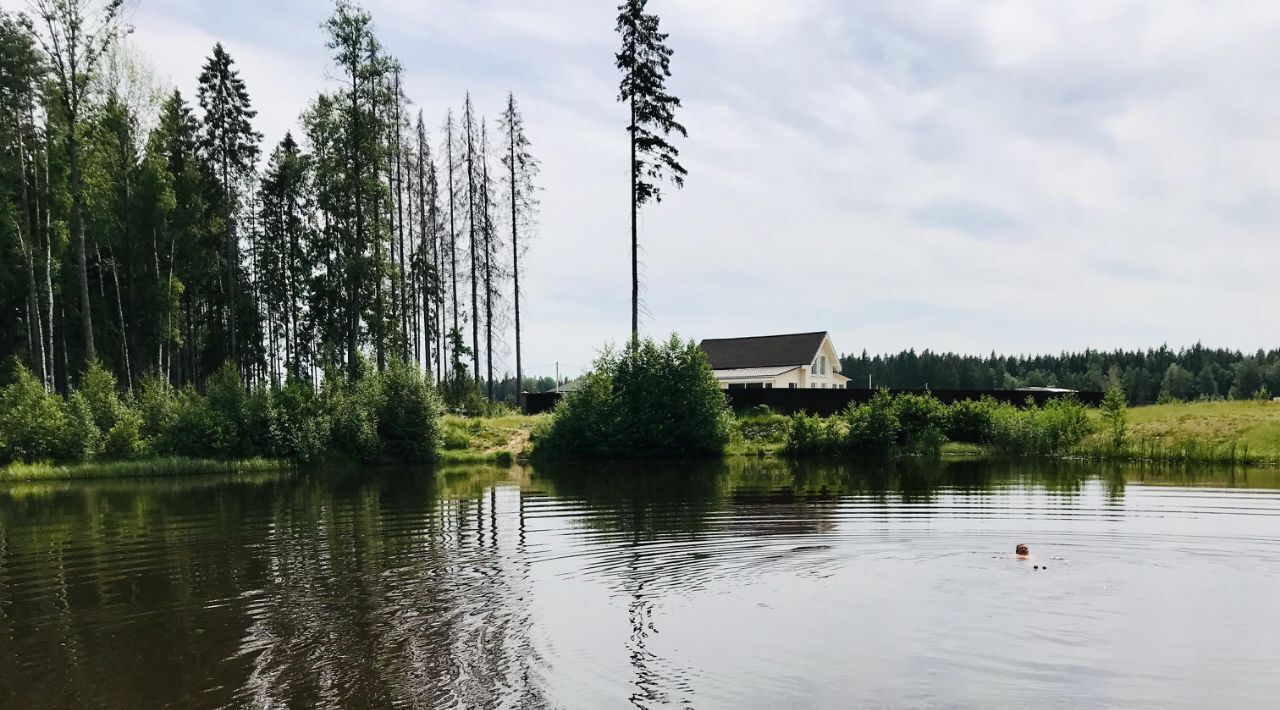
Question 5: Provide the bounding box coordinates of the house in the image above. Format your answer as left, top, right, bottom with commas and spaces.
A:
698, 331, 851, 390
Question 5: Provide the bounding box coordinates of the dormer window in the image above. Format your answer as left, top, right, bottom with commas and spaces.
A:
811, 355, 826, 375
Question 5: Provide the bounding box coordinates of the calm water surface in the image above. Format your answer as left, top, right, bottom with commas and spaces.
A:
2, 459, 1280, 708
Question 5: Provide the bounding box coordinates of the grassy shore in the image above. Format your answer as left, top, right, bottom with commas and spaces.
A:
439, 414, 545, 465
1, 457, 290, 482
1077, 399, 1280, 465
8, 402, 1278, 482
730, 401, 1280, 465
1, 415, 548, 481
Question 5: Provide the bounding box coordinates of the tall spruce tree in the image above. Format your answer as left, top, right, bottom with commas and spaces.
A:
323, 0, 391, 377
197, 42, 260, 371
462, 92, 481, 385
1, 11, 49, 386
615, 0, 686, 340
442, 109, 461, 390
499, 91, 538, 402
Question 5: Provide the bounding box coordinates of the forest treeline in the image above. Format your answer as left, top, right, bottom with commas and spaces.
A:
840, 344, 1280, 404
0, 0, 540, 407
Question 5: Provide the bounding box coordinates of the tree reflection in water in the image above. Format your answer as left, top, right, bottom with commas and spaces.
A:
2, 459, 1278, 708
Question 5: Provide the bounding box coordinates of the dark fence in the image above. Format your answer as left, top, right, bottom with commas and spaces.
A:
523, 388, 1103, 416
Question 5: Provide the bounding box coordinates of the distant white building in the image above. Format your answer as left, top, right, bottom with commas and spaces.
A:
698, 331, 850, 390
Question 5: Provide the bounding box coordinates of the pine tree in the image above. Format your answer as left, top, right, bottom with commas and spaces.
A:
197, 42, 261, 372
616, 0, 686, 340
499, 92, 539, 404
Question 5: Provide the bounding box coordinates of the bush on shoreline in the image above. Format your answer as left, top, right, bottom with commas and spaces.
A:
533, 335, 732, 459
783, 392, 1094, 458
0, 359, 443, 467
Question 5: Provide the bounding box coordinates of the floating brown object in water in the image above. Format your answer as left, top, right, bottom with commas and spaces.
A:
1016, 544, 1029, 557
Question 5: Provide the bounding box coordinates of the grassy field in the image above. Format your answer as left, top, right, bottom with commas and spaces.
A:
1086, 400, 1280, 459
439, 414, 546, 464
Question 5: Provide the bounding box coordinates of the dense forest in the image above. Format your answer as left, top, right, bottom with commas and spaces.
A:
0, 0, 543, 406
840, 345, 1280, 404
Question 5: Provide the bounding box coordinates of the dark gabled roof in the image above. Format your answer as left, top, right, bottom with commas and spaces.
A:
698, 331, 829, 370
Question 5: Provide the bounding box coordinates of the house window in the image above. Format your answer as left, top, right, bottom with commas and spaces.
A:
812, 355, 827, 375
745, 382, 764, 389
765, 383, 773, 389
728, 383, 745, 390
788, 383, 797, 389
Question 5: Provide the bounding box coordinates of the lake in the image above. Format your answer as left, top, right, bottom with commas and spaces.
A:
2, 459, 1279, 708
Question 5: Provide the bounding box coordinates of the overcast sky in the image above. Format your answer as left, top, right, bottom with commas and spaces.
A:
10, 0, 1280, 379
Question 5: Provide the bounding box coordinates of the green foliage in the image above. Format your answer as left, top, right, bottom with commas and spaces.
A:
61, 392, 102, 463
271, 379, 330, 464
102, 407, 145, 461
843, 390, 901, 456
0, 362, 69, 463
534, 335, 732, 459
1230, 358, 1267, 400
135, 373, 178, 443
373, 361, 444, 463
891, 392, 947, 455
944, 398, 997, 443
989, 397, 1093, 456
325, 375, 382, 462
1100, 386, 1128, 449
80, 360, 125, 433
783, 413, 841, 455
780, 392, 1092, 459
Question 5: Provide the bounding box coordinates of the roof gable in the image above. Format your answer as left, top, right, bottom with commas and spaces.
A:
698, 332, 829, 370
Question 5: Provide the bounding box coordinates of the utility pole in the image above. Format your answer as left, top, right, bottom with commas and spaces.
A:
555, 362, 560, 392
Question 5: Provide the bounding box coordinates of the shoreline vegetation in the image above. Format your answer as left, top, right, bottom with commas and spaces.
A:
8, 338, 1280, 482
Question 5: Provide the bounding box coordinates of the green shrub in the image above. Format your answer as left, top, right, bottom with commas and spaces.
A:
205, 363, 248, 455
326, 375, 380, 462
944, 398, 997, 444
784, 412, 840, 455
80, 360, 127, 434
893, 392, 948, 454
0, 362, 69, 463
374, 360, 444, 463
102, 407, 145, 460
842, 389, 899, 456
60, 392, 102, 463
1100, 385, 1127, 449
272, 379, 329, 463
534, 335, 732, 458
161, 387, 236, 459
989, 397, 1092, 456
242, 386, 282, 459
737, 414, 790, 444
135, 373, 178, 444
744, 403, 773, 417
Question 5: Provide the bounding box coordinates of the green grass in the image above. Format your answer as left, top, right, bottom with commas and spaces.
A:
1081, 399, 1280, 462
0, 457, 290, 482
727, 413, 790, 457
441, 414, 545, 462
